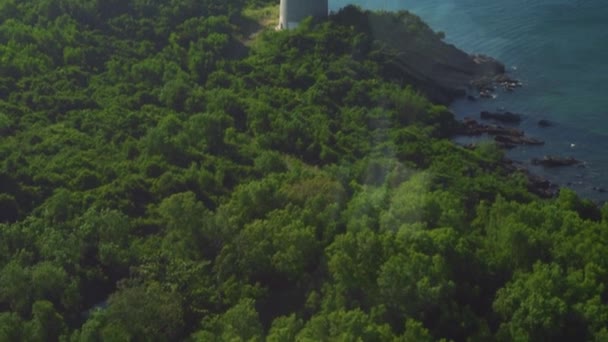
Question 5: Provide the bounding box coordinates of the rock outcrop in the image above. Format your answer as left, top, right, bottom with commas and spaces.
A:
332, 7, 508, 104
457, 118, 544, 149
495, 135, 544, 148
532, 156, 581, 167
501, 159, 558, 198
480, 111, 522, 124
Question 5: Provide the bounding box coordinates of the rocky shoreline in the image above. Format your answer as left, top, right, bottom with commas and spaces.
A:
502, 158, 559, 198
455, 116, 558, 198
452, 98, 591, 198
351, 8, 509, 105
359, 11, 603, 200
457, 117, 545, 149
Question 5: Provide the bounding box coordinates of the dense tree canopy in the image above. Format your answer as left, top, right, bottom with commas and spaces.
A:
0, 0, 607, 340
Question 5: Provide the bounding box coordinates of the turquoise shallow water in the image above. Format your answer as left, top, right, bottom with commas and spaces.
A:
331, 0, 608, 201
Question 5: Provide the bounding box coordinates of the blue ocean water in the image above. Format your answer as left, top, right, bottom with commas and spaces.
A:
331, 0, 608, 201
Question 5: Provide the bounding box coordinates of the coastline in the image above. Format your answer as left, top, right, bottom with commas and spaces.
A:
330, 6, 507, 106
449, 82, 608, 204
335, 6, 598, 202
452, 109, 560, 199
333, 1, 608, 204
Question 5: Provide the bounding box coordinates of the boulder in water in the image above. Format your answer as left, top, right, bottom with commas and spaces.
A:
495, 134, 544, 146
532, 156, 581, 167
480, 111, 522, 124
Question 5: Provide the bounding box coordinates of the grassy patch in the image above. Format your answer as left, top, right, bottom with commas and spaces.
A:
242, 4, 279, 28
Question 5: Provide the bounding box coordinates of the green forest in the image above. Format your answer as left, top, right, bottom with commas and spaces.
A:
1, 0, 607, 340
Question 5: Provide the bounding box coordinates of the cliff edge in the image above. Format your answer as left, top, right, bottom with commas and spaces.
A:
332, 6, 506, 104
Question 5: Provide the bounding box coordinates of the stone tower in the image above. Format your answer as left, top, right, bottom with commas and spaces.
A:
279, 0, 329, 29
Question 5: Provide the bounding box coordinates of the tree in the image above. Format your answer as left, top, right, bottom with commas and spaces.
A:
396, 319, 434, 342
296, 309, 394, 341
157, 191, 212, 260
224, 206, 319, 282
493, 263, 571, 341
476, 196, 552, 273
24, 300, 67, 342
0, 312, 23, 341
98, 282, 184, 341
266, 314, 303, 342
0, 193, 19, 222
380, 172, 464, 231
192, 298, 263, 341
0, 260, 32, 315
78, 208, 132, 270
326, 229, 389, 309
30, 261, 68, 306
377, 252, 453, 323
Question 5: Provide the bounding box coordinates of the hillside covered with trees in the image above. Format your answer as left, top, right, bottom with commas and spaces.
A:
1, 0, 608, 340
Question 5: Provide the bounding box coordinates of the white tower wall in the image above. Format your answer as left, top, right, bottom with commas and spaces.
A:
279, 0, 329, 29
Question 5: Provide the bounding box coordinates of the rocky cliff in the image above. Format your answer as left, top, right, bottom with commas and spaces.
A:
332, 6, 506, 104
